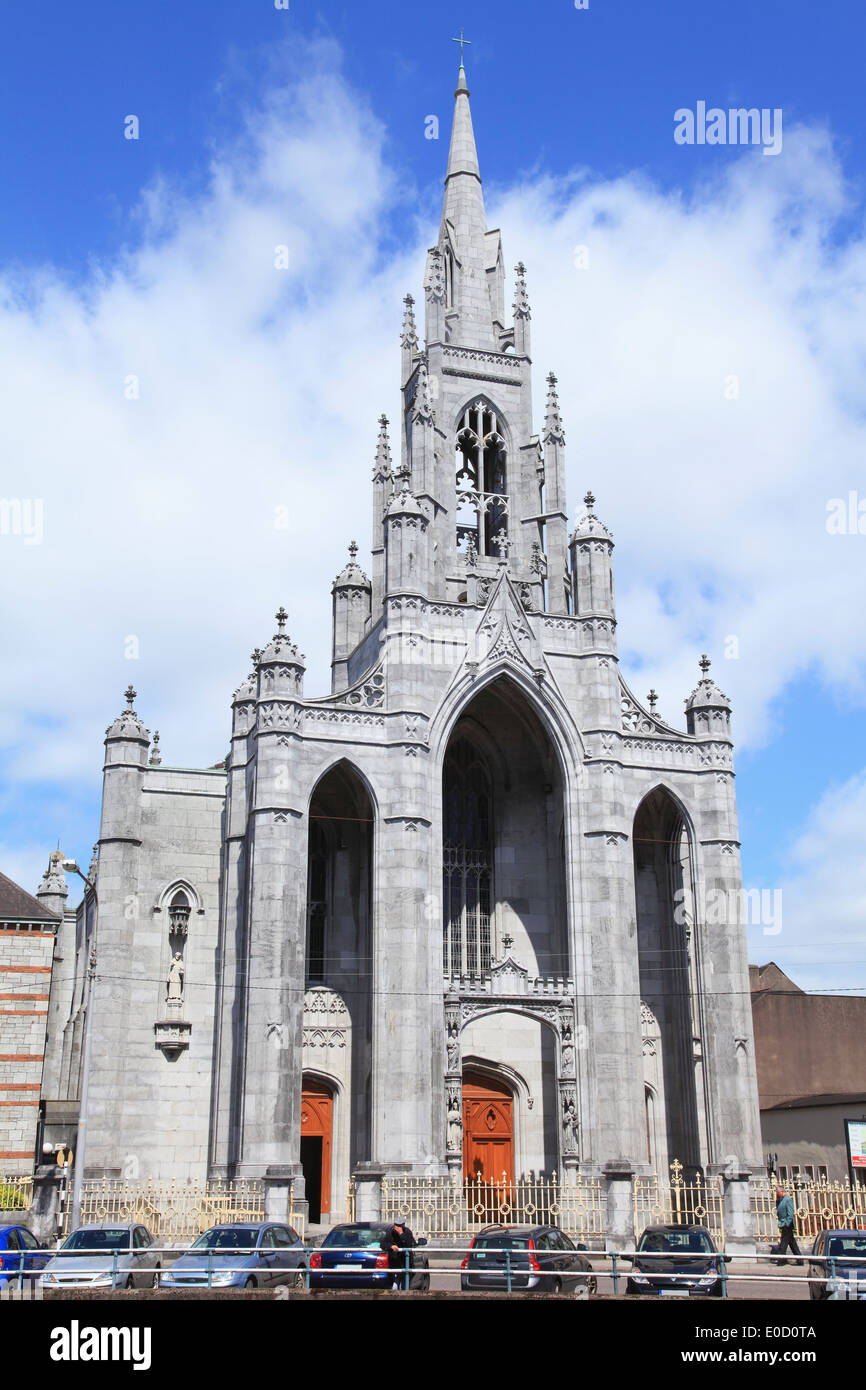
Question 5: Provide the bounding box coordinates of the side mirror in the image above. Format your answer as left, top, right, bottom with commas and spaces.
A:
416, 1237, 428, 1246
723, 1255, 732, 1264
576, 1243, 587, 1252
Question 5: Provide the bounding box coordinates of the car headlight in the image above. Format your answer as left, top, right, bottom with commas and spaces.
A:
41, 1273, 57, 1284
631, 1275, 651, 1284
695, 1275, 717, 1286
92, 1272, 115, 1284
208, 1270, 237, 1285
160, 1271, 176, 1283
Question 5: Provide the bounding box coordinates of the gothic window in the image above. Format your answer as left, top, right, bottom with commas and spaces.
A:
168, 890, 190, 937
443, 738, 493, 978
306, 822, 328, 985
455, 403, 508, 558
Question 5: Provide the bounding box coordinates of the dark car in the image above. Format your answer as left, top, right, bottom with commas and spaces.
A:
161, 1223, 305, 1290
309, 1222, 430, 1290
626, 1224, 727, 1297
460, 1224, 595, 1294
0, 1225, 51, 1286
808, 1230, 866, 1300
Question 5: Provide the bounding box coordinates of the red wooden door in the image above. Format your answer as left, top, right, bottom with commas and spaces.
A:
462, 1070, 514, 1184
301, 1080, 332, 1219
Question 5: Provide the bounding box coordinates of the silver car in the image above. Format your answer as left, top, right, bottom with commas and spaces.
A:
41, 1223, 161, 1289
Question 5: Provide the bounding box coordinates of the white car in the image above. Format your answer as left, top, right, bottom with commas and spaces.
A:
41, 1223, 160, 1289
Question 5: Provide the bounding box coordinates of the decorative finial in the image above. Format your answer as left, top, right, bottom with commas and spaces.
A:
251, 648, 262, 667
401, 295, 418, 351
464, 532, 478, 567
584, 490, 595, 512
348, 540, 358, 561
530, 539, 547, 575
543, 372, 565, 445
647, 689, 658, 712
699, 653, 712, 679
275, 606, 288, 633
373, 414, 393, 482
124, 685, 136, 712
502, 931, 514, 953
494, 527, 511, 560
149, 731, 162, 766
513, 263, 531, 320
451, 28, 471, 67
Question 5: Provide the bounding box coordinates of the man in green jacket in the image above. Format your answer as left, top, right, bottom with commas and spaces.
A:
773, 1187, 801, 1263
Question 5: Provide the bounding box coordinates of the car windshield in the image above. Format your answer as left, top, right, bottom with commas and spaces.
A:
639, 1231, 714, 1253
827, 1236, 866, 1258
60, 1229, 131, 1252
472, 1235, 530, 1250
322, 1226, 385, 1249
190, 1227, 259, 1253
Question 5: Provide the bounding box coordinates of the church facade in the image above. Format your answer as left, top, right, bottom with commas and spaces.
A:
44, 64, 762, 1223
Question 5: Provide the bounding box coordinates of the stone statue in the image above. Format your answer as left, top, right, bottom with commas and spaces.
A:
447, 1090, 463, 1151
166, 952, 185, 1004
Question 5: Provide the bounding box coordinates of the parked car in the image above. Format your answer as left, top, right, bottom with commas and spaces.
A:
626, 1224, 727, 1297
309, 1222, 430, 1290
460, 1224, 595, 1294
0, 1224, 52, 1286
160, 1222, 305, 1290
41, 1223, 159, 1289
808, 1230, 866, 1300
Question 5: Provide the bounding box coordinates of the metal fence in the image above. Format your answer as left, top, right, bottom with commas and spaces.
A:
751, 1176, 866, 1244
0, 1175, 33, 1212
354, 1171, 606, 1241
633, 1161, 726, 1245
59, 1177, 304, 1242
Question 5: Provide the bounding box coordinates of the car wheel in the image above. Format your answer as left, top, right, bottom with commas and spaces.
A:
586, 1275, 597, 1297
292, 1270, 306, 1291
151, 1266, 161, 1289
124, 1275, 134, 1290
245, 1276, 257, 1290
549, 1278, 562, 1295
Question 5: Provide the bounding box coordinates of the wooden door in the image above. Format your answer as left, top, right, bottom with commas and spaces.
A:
462, 1070, 514, 1184
300, 1080, 332, 1222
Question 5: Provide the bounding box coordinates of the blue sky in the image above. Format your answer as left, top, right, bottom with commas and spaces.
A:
1, 0, 865, 991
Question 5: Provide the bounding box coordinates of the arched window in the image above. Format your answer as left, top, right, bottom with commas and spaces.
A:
443, 738, 493, 978
168, 889, 190, 938
306, 822, 328, 985
455, 403, 508, 557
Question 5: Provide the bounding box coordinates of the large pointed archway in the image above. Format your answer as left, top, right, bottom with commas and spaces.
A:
633, 786, 706, 1171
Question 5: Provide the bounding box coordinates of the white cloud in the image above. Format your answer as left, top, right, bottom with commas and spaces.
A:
2, 52, 866, 918
748, 770, 866, 992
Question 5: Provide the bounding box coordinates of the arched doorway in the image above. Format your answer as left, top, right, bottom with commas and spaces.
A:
462, 1069, 514, 1183
300, 1078, 333, 1225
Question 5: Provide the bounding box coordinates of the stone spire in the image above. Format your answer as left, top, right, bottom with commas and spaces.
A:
543, 372, 566, 445
372, 414, 393, 484
441, 62, 485, 240
401, 294, 418, 383
512, 262, 531, 355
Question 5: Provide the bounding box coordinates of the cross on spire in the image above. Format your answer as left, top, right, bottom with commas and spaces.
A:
699, 653, 712, 679
451, 28, 471, 66
584, 490, 596, 512
647, 689, 658, 711
124, 685, 136, 712
275, 606, 288, 633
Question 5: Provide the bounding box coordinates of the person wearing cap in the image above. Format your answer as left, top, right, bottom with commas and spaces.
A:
379, 1214, 417, 1291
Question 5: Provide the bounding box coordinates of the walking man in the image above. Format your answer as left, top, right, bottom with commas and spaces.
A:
773, 1186, 801, 1264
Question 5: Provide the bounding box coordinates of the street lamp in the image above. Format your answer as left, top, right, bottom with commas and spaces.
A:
58, 855, 98, 1232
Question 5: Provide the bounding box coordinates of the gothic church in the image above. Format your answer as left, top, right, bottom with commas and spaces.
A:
42, 62, 762, 1223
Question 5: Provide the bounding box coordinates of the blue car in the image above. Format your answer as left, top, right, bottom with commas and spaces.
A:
160, 1223, 305, 1290
309, 1222, 430, 1290
0, 1225, 51, 1286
